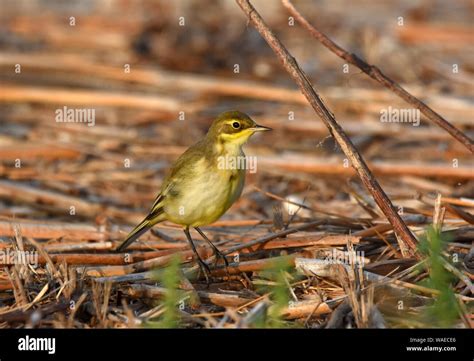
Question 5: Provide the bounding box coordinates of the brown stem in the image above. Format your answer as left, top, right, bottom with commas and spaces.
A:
282, 0, 473, 154
235, 0, 419, 256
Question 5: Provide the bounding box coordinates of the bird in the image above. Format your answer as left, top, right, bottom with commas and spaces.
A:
116, 110, 271, 282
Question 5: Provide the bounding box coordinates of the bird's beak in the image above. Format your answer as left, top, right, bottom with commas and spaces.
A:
251, 124, 272, 132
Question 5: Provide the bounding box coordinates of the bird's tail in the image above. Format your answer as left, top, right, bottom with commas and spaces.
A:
116, 203, 165, 252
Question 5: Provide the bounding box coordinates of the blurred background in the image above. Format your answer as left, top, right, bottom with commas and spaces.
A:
0, 0, 472, 328
0, 0, 472, 225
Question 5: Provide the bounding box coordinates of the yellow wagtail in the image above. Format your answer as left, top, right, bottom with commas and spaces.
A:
116, 111, 271, 281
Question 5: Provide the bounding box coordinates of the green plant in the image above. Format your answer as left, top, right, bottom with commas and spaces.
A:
256, 256, 294, 328
417, 226, 460, 327
148, 254, 183, 328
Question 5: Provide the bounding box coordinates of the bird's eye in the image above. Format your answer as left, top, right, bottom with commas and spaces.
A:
232, 121, 241, 129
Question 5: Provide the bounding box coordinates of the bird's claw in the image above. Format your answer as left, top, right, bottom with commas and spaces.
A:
212, 247, 229, 268
196, 258, 212, 285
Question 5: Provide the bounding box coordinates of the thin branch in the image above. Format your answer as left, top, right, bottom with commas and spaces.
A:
282, 0, 473, 154
235, 0, 419, 256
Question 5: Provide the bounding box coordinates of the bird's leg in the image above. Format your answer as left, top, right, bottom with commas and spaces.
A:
183, 227, 211, 284
194, 227, 229, 269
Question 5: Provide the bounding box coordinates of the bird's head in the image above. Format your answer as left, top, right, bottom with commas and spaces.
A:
207, 110, 271, 145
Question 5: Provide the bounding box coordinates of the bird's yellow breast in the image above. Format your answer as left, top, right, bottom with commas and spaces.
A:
162, 155, 245, 227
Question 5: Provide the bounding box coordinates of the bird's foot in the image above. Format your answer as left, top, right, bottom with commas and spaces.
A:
211, 246, 229, 268
208, 246, 230, 279
196, 257, 212, 286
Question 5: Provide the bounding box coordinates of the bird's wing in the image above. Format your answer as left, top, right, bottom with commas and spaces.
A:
149, 192, 165, 214
147, 138, 210, 220
158, 138, 208, 196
